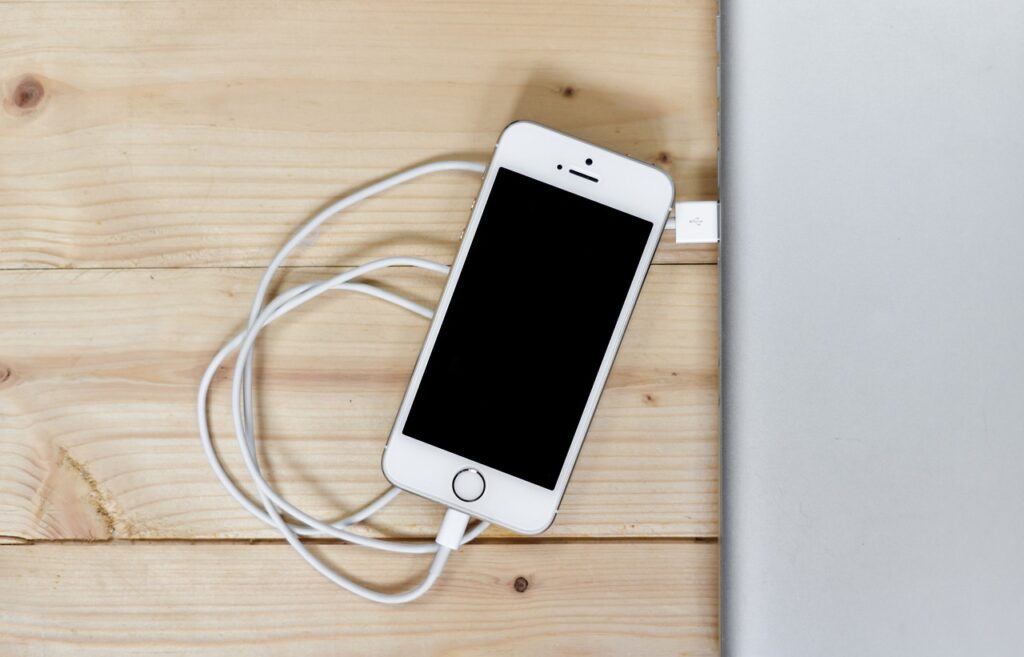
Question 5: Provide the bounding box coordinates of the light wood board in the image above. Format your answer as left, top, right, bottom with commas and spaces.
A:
0, 265, 718, 541
0, 542, 718, 656
0, 0, 720, 654
0, 0, 718, 269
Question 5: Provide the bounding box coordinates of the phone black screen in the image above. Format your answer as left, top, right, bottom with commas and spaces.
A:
402, 167, 653, 489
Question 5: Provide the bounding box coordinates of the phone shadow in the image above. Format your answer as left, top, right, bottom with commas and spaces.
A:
478, 67, 718, 199
481, 68, 673, 177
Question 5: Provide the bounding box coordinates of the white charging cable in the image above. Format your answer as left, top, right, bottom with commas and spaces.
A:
197, 160, 489, 604
197, 157, 719, 604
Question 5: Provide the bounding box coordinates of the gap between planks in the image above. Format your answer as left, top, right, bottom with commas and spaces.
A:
0, 536, 719, 547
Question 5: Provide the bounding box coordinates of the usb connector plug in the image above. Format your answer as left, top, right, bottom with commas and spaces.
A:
668, 200, 720, 244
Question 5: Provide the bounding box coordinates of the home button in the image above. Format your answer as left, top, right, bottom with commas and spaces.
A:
452, 468, 485, 502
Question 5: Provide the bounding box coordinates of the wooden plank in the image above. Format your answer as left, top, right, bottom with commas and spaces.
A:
0, 541, 718, 657
0, 265, 719, 542
0, 0, 718, 270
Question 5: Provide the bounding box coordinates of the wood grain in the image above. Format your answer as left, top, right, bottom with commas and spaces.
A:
0, 542, 718, 656
0, 0, 718, 270
0, 1, 720, 653
0, 265, 719, 542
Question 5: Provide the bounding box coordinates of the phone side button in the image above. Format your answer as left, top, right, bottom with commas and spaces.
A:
452, 468, 486, 502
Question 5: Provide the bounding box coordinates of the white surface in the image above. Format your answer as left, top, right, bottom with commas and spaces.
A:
721, 1, 1024, 655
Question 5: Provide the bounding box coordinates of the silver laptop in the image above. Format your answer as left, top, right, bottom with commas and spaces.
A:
720, 1, 1024, 655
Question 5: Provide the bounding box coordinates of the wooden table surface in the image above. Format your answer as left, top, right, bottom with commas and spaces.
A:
0, 2, 719, 654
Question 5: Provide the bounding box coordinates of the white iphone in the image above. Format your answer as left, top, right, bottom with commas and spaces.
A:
383, 121, 674, 534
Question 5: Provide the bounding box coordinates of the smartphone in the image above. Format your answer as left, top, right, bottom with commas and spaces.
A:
382, 121, 674, 534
